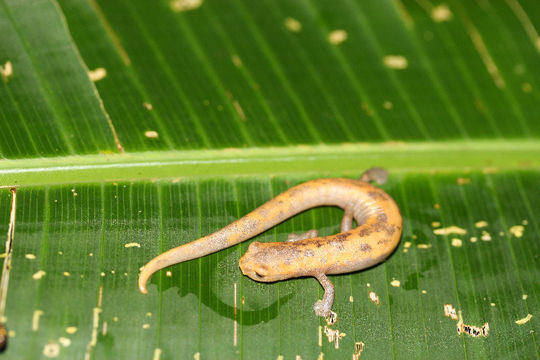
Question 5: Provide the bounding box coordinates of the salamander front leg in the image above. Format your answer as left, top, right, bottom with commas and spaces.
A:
287, 229, 318, 242
313, 273, 335, 318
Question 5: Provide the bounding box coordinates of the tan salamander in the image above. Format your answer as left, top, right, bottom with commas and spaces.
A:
138, 168, 402, 318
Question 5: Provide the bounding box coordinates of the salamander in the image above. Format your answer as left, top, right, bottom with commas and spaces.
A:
138, 168, 402, 318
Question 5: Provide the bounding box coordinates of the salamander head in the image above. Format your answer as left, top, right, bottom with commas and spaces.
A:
239, 241, 287, 282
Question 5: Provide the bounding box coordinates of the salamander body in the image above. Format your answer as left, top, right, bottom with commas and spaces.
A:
139, 168, 402, 317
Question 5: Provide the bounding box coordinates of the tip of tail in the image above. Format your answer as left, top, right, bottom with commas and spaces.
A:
138, 276, 148, 294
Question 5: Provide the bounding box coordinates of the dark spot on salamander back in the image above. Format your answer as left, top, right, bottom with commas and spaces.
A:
384, 224, 397, 236
368, 191, 389, 201
329, 240, 345, 250
359, 243, 372, 252
358, 226, 374, 237
335, 233, 349, 242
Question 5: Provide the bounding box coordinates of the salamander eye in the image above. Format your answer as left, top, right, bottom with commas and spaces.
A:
252, 265, 268, 279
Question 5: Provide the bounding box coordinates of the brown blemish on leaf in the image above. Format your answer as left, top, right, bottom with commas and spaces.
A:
369, 291, 380, 305
444, 304, 458, 320
353, 342, 365, 360
43, 341, 60, 357
323, 325, 345, 349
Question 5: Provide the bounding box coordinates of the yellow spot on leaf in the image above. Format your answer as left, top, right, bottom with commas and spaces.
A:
66, 327, 77, 334
481, 230, 492, 241
125, 242, 141, 248
88, 68, 107, 82
284, 17, 302, 32
59, 337, 71, 347
390, 279, 401, 287
515, 314, 532, 325
43, 342, 60, 358
170, 0, 203, 12
354, 341, 365, 360
383, 101, 393, 110
25, 253, 36, 260
475, 221, 488, 228
328, 30, 348, 45
323, 325, 346, 349
145, 131, 159, 139
233, 100, 246, 121
33, 270, 46, 280
231, 54, 242, 68
431, 4, 453, 22
444, 304, 458, 320
383, 55, 408, 69
451, 238, 462, 247
369, 291, 380, 305
32, 310, 44, 331
1, 61, 13, 82
434, 226, 467, 235
509, 225, 524, 238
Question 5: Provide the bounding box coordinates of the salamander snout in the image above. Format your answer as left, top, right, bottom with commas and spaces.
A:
240, 261, 270, 282
239, 242, 273, 282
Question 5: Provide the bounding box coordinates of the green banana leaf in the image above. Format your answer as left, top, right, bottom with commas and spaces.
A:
0, 0, 538, 359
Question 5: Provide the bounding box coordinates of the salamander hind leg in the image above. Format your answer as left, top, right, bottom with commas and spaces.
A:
360, 167, 388, 185
287, 229, 318, 242
313, 273, 335, 318
341, 208, 353, 232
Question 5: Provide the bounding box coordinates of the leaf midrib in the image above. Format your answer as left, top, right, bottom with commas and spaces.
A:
1, 140, 538, 187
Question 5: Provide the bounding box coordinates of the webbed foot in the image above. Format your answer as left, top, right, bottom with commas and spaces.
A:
314, 300, 332, 318
313, 273, 335, 318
